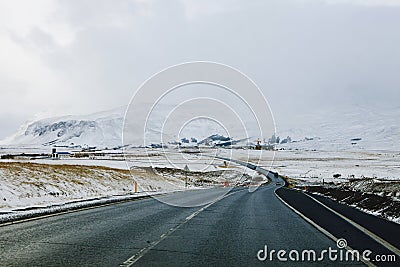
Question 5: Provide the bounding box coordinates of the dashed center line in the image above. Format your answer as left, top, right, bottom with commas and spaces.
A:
119, 189, 245, 267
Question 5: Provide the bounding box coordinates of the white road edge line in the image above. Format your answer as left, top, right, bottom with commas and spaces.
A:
119, 189, 245, 267
0, 193, 168, 228
304, 192, 400, 256
274, 189, 375, 267
1, 190, 203, 228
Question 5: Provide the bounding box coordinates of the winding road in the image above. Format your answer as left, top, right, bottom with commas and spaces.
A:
0, 169, 398, 266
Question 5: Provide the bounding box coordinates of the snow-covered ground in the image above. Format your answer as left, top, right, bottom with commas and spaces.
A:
0, 146, 398, 224
1, 146, 398, 195
0, 148, 264, 212
0, 162, 134, 211
215, 149, 400, 182
274, 150, 399, 182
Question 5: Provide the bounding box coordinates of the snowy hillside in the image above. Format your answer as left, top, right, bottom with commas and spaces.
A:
1, 105, 399, 151
276, 106, 400, 151
0, 107, 125, 148
0, 104, 263, 149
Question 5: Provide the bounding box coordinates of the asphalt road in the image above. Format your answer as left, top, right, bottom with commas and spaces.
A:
1, 151, 398, 267
277, 188, 399, 266
308, 192, 400, 250
0, 182, 370, 266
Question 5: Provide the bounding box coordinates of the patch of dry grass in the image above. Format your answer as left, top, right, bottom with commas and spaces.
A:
0, 161, 137, 208
0, 162, 130, 176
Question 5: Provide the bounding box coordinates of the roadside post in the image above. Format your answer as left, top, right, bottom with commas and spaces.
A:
184, 165, 190, 188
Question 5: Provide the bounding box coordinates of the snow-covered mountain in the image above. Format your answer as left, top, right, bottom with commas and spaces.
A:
0, 105, 257, 149
1, 105, 399, 151
0, 107, 125, 148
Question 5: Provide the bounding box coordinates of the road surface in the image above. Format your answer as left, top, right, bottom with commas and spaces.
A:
1, 181, 375, 266
0, 185, 346, 266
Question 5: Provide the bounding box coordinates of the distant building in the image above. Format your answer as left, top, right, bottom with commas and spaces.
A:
51, 148, 72, 159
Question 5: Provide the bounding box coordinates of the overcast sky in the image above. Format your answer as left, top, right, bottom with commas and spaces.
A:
0, 0, 399, 139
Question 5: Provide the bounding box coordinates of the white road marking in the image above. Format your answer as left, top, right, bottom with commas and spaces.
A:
274, 189, 375, 267
119, 189, 245, 267
0, 194, 161, 228
305, 192, 400, 256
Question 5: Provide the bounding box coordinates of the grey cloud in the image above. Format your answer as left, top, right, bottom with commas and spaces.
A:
0, 0, 399, 138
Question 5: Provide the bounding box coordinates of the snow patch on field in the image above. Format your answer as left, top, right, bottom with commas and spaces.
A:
0, 162, 135, 211
241, 150, 400, 182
